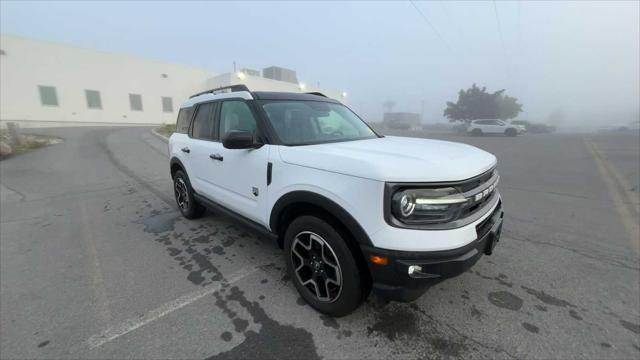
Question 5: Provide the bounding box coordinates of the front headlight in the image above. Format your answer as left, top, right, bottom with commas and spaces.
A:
391, 187, 468, 224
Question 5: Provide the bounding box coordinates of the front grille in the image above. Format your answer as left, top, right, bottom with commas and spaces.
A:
456, 168, 495, 193
461, 190, 497, 218
458, 170, 499, 219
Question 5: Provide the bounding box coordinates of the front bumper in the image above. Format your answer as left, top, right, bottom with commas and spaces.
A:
361, 202, 504, 302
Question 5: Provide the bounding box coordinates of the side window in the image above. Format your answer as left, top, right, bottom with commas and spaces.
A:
190, 103, 216, 140
162, 97, 173, 113
176, 107, 194, 134
38, 85, 59, 106
475, 120, 487, 125
219, 101, 257, 140
129, 94, 143, 111
85, 90, 102, 109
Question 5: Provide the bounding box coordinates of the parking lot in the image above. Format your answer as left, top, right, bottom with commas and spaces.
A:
1, 126, 639, 359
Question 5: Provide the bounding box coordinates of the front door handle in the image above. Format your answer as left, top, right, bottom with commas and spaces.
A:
181, 147, 190, 153
210, 153, 223, 161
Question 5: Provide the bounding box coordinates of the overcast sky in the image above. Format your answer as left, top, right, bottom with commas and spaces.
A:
1, 1, 638, 126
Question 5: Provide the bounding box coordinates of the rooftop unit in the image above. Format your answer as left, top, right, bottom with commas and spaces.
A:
240, 68, 260, 77
262, 66, 298, 84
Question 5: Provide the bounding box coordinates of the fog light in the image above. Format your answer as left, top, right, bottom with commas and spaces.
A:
408, 265, 422, 275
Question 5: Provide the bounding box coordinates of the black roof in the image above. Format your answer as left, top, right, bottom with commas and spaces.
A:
252, 91, 340, 103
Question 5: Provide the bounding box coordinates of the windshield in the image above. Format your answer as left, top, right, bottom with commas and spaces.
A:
259, 100, 378, 145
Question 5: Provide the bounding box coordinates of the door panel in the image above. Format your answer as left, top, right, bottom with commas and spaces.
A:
189, 138, 224, 198
215, 100, 270, 225
187, 102, 223, 197
488, 120, 501, 133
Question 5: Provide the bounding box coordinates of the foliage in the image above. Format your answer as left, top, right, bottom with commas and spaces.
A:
443, 84, 523, 122
157, 123, 176, 137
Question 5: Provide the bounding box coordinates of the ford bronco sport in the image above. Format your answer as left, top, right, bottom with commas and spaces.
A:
169, 85, 503, 316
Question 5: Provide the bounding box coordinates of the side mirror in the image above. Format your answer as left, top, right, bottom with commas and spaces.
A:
222, 130, 260, 149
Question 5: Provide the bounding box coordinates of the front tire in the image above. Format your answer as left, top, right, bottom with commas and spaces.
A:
284, 215, 363, 317
173, 170, 205, 219
505, 128, 517, 137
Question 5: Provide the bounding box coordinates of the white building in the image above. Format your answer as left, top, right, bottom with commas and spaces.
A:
0, 34, 346, 128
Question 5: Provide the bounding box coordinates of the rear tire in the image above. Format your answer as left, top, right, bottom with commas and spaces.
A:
173, 170, 205, 219
284, 215, 363, 317
505, 128, 517, 137
470, 128, 483, 136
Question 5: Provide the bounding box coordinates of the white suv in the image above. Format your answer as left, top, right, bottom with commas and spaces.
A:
468, 119, 524, 136
169, 85, 503, 316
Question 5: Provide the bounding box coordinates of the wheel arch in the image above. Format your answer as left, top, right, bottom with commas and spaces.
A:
170, 157, 186, 179
270, 191, 373, 248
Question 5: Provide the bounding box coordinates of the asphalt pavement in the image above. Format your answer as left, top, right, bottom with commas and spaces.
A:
1, 126, 638, 359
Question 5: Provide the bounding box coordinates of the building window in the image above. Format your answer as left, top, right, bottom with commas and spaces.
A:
129, 94, 143, 111
85, 90, 102, 109
38, 85, 59, 106
162, 97, 173, 113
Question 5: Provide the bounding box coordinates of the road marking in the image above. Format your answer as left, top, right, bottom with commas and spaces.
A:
87, 266, 258, 349
584, 138, 640, 253
80, 201, 112, 327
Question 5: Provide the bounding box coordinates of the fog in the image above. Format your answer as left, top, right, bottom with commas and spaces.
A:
1, 0, 638, 128
3, 2, 640, 357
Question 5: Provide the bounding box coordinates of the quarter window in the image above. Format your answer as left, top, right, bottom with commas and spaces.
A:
129, 94, 143, 111
176, 107, 194, 134
219, 101, 257, 140
191, 103, 216, 140
162, 97, 173, 113
85, 90, 102, 109
38, 85, 58, 106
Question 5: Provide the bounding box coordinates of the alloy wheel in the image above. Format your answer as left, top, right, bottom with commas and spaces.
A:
290, 231, 343, 302
174, 177, 189, 211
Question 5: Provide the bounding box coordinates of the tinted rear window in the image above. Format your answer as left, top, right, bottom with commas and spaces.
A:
191, 103, 216, 140
176, 107, 194, 134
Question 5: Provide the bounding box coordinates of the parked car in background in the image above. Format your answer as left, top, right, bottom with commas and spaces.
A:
468, 119, 523, 136
597, 120, 640, 133
452, 122, 469, 134
510, 120, 556, 134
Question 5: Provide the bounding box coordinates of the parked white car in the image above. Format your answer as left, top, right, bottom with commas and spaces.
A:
169, 86, 503, 316
468, 119, 524, 136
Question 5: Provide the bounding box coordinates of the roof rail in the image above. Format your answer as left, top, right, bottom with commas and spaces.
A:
190, 85, 251, 99
305, 92, 327, 98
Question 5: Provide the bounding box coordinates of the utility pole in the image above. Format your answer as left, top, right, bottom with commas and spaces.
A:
421, 100, 425, 123
233, 61, 236, 73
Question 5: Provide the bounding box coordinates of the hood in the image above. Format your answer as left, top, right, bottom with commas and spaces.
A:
278, 136, 497, 182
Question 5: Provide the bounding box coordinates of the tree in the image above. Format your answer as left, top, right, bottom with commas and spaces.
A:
383, 100, 396, 113
443, 84, 522, 122
497, 95, 523, 120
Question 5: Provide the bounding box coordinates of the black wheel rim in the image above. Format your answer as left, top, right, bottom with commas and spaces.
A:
291, 231, 343, 303
174, 177, 189, 211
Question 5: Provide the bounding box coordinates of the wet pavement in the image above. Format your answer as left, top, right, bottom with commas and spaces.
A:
1, 126, 638, 359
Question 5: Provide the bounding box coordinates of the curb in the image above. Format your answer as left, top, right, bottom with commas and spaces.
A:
151, 128, 169, 143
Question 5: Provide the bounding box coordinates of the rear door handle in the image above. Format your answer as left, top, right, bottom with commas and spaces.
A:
210, 153, 223, 161
181, 147, 190, 153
